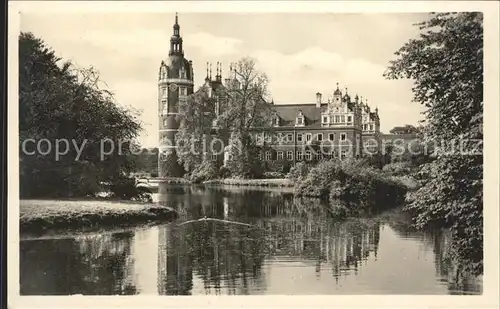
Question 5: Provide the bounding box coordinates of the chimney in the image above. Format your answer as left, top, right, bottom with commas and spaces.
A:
316, 92, 322, 107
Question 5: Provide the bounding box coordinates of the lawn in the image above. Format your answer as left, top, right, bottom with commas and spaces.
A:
20, 199, 177, 235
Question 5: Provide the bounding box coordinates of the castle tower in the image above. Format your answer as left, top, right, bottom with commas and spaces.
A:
158, 13, 194, 177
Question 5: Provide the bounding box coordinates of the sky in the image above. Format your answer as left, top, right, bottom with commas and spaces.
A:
20, 11, 428, 147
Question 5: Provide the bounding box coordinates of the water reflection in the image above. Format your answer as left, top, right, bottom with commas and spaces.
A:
20, 184, 482, 295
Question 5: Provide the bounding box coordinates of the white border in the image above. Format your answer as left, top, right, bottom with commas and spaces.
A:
7, 1, 500, 309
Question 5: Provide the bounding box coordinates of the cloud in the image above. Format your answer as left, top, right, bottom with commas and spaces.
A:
184, 32, 242, 57
73, 28, 169, 60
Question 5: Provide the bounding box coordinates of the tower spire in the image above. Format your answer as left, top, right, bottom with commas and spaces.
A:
169, 13, 183, 56
205, 62, 209, 81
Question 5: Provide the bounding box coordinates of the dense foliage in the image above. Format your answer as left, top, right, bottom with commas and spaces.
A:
384, 13, 483, 276
293, 159, 407, 214
217, 58, 273, 178
177, 86, 216, 176
175, 57, 272, 179
19, 32, 142, 198
131, 148, 159, 177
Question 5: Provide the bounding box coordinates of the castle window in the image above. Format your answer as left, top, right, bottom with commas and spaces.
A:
265, 132, 273, 143
335, 115, 340, 123
305, 151, 312, 161
340, 150, 348, 160
314, 153, 322, 161
322, 116, 329, 123
265, 151, 272, 160
163, 119, 168, 127
215, 98, 220, 115
306, 133, 312, 142
211, 154, 218, 161
297, 151, 303, 161
329, 133, 335, 141
258, 152, 263, 160
161, 86, 167, 98
277, 151, 284, 160
370, 124, 374, 131
297, 133, 303, 142
161, 100, 167, 113
179, 87, 187, 96
256, 133, 264, 145
287, 151, 293, 161
340, 133, 347, 141
341, 115, 345, 123
317, 133, 323, 141
347, 116, 352, 123
180, 68, 186, 79
286, 134, 294, 142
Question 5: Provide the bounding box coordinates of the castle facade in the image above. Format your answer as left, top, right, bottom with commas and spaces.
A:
158, 15, 383, 177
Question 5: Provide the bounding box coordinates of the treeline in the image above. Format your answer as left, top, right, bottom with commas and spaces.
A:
385, 13, 483, 277
288, 13, 484, 280
19, 32, 143, 198
131, 148, 159, 177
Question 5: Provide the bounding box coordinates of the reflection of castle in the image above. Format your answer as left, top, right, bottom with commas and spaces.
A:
152, 184, 383, 293
254, 214, 381, 280
157, 224, 193, 295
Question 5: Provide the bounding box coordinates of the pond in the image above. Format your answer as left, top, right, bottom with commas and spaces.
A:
20, 184, 482, 295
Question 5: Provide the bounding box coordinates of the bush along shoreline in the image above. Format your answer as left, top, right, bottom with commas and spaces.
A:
290, 159, 410, 218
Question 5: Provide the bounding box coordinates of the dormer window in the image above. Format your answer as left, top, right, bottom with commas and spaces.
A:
272, 116, 280, 127
322, 115, 329, 124
295, 111, 305, 127
180, 67, 186, 79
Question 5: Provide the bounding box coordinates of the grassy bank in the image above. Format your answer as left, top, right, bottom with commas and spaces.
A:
20, 199, 177, 235
203, 178, 293, 187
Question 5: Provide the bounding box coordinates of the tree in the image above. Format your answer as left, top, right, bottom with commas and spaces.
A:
217, 57, 273, 178
176, 86, 215, 175
19, 32, 142, 198
384, 13, 483, 277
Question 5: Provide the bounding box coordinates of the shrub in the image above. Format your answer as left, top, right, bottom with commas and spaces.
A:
219, 166, 232, 179
108, 177, 151, 201
287, 162, 311, 182
294, 159, 407, 211
263, 171, 285, 179
189, 160, 219, 183
382, 162, 413, 176
294, 160, 345, 198
266, 160, 292, 174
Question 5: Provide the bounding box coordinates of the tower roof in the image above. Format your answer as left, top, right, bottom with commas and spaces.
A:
173, 12, 179, 30
333, 82, 342, 95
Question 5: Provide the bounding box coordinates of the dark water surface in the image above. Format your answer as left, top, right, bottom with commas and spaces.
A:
20, 184, 482, 295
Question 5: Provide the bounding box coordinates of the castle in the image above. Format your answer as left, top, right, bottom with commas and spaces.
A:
158, 14, 383, 178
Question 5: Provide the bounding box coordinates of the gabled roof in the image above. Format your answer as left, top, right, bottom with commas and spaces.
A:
272, 102, 362, 128
272, 103, 326, 128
